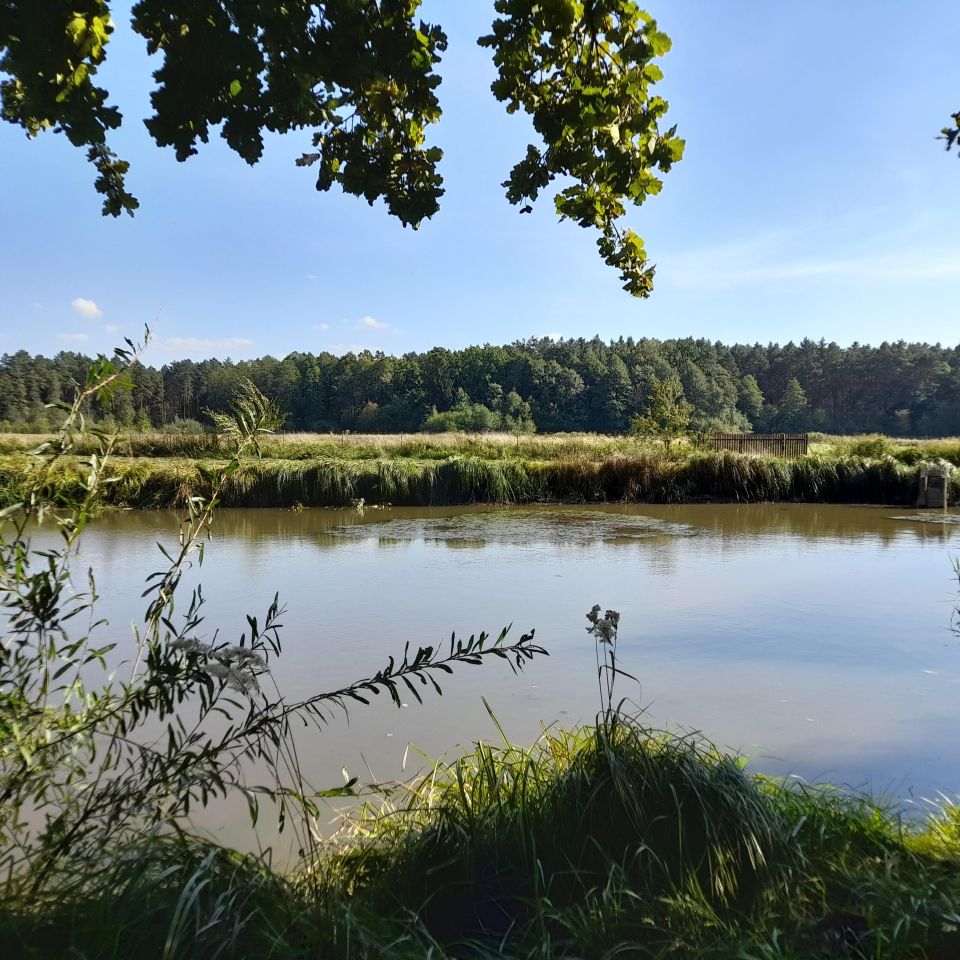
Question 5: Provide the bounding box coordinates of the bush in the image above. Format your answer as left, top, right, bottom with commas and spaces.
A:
160, 417, 208, 435
422, 402, 502, 433
846, 434, 893, 458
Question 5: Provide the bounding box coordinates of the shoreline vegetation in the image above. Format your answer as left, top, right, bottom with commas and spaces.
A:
7, 718, 960, 959
1, 432, 958, 510
5, 362, 960, 960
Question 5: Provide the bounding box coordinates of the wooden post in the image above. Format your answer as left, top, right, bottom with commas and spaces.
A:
928, 475, 947, 508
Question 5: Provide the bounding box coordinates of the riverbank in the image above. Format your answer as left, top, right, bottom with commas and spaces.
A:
1, 447, 957, 509
4, 719, 960, 959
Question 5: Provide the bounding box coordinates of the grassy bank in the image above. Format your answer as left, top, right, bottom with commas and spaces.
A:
3, 430, 960, 466
4, 719, 960, 959
1, 448, 956, 509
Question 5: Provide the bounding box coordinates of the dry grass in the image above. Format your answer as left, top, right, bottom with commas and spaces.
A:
3, 430, 960, 464
0, 431, 684, 462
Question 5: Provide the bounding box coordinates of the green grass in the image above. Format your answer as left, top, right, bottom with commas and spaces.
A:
4, 719, 960, 959
0, 430, 673, 462
0, 432, 960, 466
4, 429, 957, 467
1, 447, 954, 509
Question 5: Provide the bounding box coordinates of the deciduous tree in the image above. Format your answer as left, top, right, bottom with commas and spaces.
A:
0, 0, 683, 296
629, 372, 692, 447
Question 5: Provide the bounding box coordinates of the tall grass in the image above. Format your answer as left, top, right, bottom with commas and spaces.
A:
825, 434, 960, 467
2, 449, 953, 508
0, 834, 322, 960
7, 719, 960, 958
323, 722, 784, 933
286, 719, 960, 957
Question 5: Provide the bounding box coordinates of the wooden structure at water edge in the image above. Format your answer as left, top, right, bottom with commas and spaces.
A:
916, 461, 952, 508
706, 433, 809, 458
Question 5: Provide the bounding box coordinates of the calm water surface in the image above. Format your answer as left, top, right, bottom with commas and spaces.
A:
52, 503, 960, 842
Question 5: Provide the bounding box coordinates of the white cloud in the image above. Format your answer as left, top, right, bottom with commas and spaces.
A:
314, 323, 330, 331
358, 315, 389, 330
306, 273, 319, 280
57, 332, 89, 343
71, 297, 103, 319
103, 324, 119, 333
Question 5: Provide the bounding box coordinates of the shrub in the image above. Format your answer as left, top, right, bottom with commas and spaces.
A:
0, 350, 546, 917
846, 434, 893, 458
161, 417, 208, 435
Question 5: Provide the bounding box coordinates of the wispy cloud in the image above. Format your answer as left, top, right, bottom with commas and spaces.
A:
103, 324, 119, 333
313, 323, 330, 332
358, 315, 389, 330
71, 297, 103, 319
663, 234, 960, 289
57, 332, 89, 343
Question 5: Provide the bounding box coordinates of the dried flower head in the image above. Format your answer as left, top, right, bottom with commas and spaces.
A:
172, 636, 268, 695
586, 604, 620, 644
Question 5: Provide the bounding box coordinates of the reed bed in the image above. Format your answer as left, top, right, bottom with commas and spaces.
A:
826, 434, 960, 466
5, 719, 960, 959
4, 429, 960, 472
1, 450, 952, 509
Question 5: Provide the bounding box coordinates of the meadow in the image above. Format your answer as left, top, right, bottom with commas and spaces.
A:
3, 428, 960, 463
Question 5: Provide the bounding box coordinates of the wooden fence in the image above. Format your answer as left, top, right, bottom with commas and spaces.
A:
705, 433, 809, 458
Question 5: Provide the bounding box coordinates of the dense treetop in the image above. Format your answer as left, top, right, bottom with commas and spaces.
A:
3, 336, 959, 437
0, 0, 683, 296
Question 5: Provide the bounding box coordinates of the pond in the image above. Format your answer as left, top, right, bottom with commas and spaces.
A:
37, 502, 960, 845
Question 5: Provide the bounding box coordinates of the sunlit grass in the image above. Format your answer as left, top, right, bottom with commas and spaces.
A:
5, 719, 960, 959
0, 430, 675, 461
3, 429, 960, 468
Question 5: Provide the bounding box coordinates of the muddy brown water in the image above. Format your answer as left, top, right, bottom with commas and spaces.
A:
24, 502, 960, 851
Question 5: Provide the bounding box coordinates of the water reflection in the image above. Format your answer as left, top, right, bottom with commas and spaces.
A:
82, 501, 960, 548
23, 502, 960, 818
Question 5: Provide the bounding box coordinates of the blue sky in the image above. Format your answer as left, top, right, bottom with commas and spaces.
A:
3, 1, 960, 361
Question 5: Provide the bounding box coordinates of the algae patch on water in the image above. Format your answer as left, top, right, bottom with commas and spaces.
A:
886, 513, 960, 526
330, 508, 697, 548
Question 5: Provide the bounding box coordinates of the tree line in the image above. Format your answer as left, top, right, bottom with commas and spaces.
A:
2, 336, 959, 437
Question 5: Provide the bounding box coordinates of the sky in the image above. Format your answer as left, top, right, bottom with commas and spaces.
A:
2, 1, 960, 362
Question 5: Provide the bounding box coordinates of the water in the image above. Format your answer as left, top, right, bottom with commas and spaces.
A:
27, 503, 960, 844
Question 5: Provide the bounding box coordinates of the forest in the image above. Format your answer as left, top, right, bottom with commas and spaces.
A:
2, 335, 959, 437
